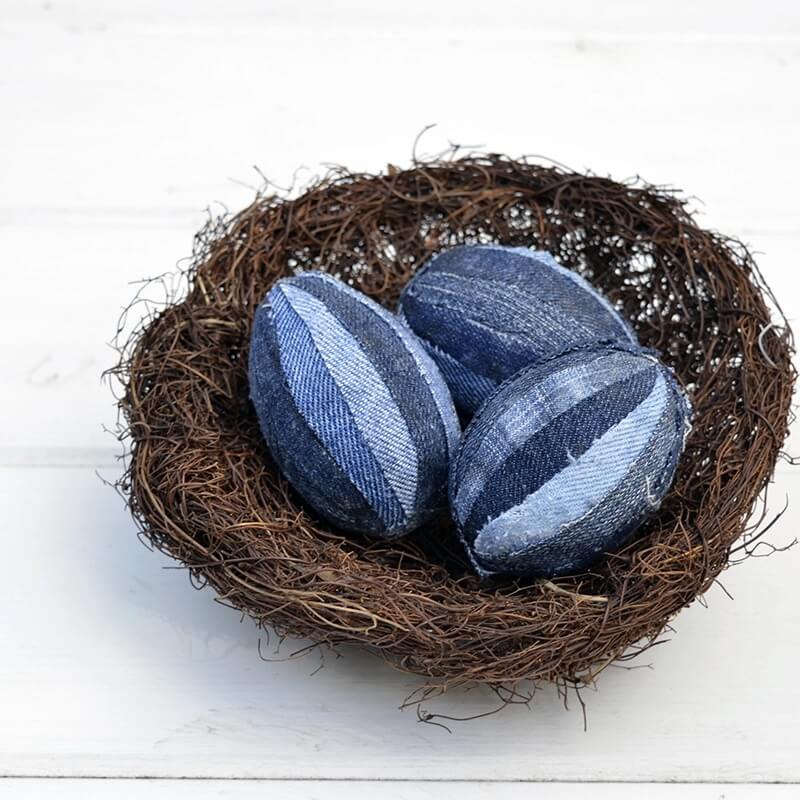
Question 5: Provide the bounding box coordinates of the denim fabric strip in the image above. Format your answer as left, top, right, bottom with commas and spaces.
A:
530, 392, 680, 574
452, 350, 654, 526
271, 288, 406, 528
405, 331, 496, 415
278, 284, 419, 517
295, 274, 458, 457
291, 273, 458, 517
450, 343, 651, 516
413, 272, 602, 344
248, 307, 386, 533
486, 246, 637, 342
472, 373, 668, 568
464, 365, 658, 536
410, 246, 634, 340
342, 283, 459, 464
390, 317, 461, 463
397, 294, 542, 382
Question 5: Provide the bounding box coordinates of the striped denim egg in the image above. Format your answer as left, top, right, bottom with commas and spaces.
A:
450, 344, 692, 578
248, 271, 460, 538
397, 245, 637, 415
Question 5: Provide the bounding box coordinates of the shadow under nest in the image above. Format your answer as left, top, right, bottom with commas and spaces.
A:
114, 154, 795, 691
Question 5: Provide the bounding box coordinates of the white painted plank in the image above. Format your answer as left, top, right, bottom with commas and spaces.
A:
5, 0, 800, 37
0, 218, 190, 454
1, 779, 798, 799
1, 221, 797, 456
1, 13, 799, 233
0, 466, 797, 781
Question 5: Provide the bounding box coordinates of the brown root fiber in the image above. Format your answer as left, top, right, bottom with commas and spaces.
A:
113, 154, 795, 688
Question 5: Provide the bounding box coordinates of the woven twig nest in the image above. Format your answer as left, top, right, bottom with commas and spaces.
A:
115, 155, 794, 691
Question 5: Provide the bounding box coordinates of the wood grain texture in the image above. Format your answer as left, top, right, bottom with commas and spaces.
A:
1, 0, 798, 788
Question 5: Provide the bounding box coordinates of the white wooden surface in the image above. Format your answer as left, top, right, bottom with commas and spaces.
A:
2, 1, 799, 796
3, 781, 799, 800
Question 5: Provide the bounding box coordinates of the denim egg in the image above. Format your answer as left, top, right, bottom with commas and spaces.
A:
398, 245, 637, 415
450, 344, 692, 578
249, 271, 461, 538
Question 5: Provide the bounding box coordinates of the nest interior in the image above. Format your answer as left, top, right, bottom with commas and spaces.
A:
116, 155, 795, 689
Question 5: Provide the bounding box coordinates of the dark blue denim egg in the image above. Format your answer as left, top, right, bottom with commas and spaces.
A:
450, 344, 692, 578
249, 271, 461, 538
398, 245, 637, 415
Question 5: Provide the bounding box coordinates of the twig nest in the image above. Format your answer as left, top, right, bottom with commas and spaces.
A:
398, 245, 636, 414
450, 344, 692, 578
116, 156, 794, 688
249, 271, 460, 537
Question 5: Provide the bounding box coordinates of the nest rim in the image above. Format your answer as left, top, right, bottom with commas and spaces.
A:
113, 153, 795, 691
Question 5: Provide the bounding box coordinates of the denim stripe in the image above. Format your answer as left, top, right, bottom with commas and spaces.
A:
472, 373, 668, 569
415, 246, 634, 339
390, 316, 461, 464
451, 345, 640, 522
248, 306, 386, 533
410, 333, 497, 415
270, 289, 406, 528
486, 246, 637, 342
416, 272, 602, 346
464, 365, 658, 536
277, 284, 419, 518
530, 391, 681, 575
300, 273, 461, 462
453, 351, 654, 526
398, 293, 540, 382
286, 272, 457, 518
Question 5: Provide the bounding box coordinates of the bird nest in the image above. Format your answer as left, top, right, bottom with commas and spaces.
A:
114, 154, 794, 696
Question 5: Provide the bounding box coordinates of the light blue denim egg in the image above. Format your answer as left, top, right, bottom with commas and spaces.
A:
398, 245, 637, 415
449, 344, 692, 578
248, 271, 460, 538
